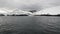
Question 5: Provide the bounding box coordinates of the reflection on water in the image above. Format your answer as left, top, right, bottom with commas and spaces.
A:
0, 16, 60, 34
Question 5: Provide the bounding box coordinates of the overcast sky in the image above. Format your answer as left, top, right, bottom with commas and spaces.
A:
0, 0, 60, 11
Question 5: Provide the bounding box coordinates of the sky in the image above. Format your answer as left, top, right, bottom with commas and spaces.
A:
0, 0, 60, 11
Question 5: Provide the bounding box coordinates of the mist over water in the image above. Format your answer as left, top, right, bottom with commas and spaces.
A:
0, 16, 60, 34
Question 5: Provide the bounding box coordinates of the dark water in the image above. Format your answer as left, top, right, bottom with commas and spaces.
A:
0, 16, 60, 34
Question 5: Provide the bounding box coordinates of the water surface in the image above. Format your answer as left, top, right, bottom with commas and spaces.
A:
0, 16, 60, 34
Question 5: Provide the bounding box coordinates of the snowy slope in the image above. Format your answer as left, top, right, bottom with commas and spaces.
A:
0, 8, 32, 16
33, 6, 60, 15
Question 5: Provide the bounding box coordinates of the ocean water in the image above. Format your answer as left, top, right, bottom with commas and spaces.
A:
0, 16, 60, 34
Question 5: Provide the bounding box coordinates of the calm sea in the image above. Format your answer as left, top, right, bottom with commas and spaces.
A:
0, 16, 60, 34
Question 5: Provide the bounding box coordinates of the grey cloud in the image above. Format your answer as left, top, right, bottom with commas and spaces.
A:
0, 0, 60, 11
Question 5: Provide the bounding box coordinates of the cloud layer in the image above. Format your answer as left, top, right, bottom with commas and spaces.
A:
0, 0, 60, 11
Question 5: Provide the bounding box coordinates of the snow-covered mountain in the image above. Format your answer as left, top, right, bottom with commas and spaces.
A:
33, 6, 60, 15
0, 8, 32, 16
9, 9, 32, 16
0, 8, 8, 15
